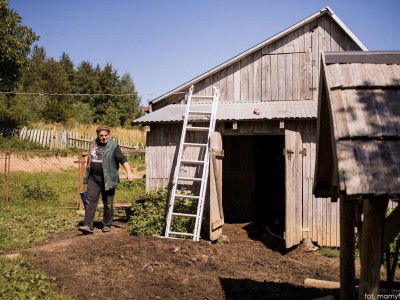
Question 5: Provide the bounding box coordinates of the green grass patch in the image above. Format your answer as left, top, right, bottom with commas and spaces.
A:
0, 202, 79, 252
319, 247, 340, 258
0, 254, 72, 299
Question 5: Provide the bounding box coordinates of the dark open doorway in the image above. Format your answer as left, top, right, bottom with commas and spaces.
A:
222, 135, 285, 234
254, 135, 285, 234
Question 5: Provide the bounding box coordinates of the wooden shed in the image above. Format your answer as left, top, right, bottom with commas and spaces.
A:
133, 7, 367, 248
314, 51, 400, 299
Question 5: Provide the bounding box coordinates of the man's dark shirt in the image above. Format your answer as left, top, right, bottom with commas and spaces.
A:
89, 140, 127, 182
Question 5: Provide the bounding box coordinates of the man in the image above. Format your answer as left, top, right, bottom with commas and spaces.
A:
78, 125, 134, 234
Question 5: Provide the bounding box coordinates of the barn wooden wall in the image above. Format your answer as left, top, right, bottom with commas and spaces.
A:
145, 120, 340, 247
192, 15, 360, 103
295, 120, 340, 247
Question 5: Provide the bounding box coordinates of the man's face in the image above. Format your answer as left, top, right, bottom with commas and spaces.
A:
98, 130, 109, 143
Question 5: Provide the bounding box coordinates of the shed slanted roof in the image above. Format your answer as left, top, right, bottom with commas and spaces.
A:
133, 100, 317, 124
314, 51, 400, 199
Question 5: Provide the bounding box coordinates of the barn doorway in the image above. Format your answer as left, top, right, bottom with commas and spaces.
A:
222, 135, 285, 235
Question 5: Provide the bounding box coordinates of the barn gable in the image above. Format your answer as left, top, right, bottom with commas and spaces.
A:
142, 6, 367, 113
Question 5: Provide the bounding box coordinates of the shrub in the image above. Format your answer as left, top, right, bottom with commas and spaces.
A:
22, 180, 59, 202
127, 186, 198, 238
128, 187, 169, 237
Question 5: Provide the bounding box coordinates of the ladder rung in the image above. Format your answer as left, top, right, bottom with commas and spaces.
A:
175, 194, 200, 200
191, 95, 214, 99
181, 159, 204, 165
183, 142, 207, 147
177, 176, 202, 182
172, 212, 197, 218
187, 127, 209, 132
168, 231, 195, 237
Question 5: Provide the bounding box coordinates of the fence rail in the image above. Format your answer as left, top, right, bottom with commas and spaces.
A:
0, 127, 144, 150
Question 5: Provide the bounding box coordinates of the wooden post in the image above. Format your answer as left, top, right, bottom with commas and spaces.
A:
358, 197, 389, 300
3, 152, 10, 204
340, 195, 356, 300
76, 153, 87, 210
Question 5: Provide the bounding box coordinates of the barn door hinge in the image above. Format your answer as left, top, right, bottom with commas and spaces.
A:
299, 148, 307, 156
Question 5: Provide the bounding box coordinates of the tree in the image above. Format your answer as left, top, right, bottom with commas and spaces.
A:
0, 0, 39, 91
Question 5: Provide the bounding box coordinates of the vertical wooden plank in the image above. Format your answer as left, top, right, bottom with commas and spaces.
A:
340, 195, 356, 300
209, 131, 224, 241
285, 124, 302, 248
305, 25, 313, 100
292, 52, 300, 100
248, 53, 254, 100
330, 19, 340, 52
253, 50, 262, 101
312, 20, 320, 100
233, 61, 241, 101
278, 54, 286, 100
359, 198, 389, 300
261, 49, 271, 101
240, 56, 249, 101
301, 122, 310, 240
218, 69, 227, 102
285, 54, 293, 100
226, 64, 234, 101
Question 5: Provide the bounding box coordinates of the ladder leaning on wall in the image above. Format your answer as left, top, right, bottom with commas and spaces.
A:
164, 85, 220, 241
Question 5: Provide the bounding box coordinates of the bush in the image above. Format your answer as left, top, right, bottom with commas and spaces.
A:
22, 180, 59, 202
128, 187, 169, 237
127, 186, 198, 238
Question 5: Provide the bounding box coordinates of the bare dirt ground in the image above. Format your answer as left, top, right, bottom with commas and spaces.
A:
31, 216, 344, 300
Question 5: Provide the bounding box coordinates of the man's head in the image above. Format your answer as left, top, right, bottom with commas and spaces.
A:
96, 125, 110, 143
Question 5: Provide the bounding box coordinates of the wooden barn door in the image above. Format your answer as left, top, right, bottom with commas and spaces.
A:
208, 131, 224, 241
285, 128, 303, 248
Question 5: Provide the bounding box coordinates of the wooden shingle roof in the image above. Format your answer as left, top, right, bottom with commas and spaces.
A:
314, 51, 400, 199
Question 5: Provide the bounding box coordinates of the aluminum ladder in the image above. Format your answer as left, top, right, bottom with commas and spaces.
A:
164, 85, 219, 241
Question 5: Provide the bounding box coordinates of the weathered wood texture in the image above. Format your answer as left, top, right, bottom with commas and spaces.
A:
359, 198, 389, 300
208, 132, 224, 241
318, 55, 400, 198
146, 120, 339, 247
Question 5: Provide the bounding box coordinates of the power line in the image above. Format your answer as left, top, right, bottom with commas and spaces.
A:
0, 91, 139, 97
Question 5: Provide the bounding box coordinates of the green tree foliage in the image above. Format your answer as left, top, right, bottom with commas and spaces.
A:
0, 0, 38, 127
0, 0, 39, 91
0, 1, 143, 128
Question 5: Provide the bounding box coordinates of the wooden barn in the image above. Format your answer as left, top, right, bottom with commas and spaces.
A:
313, 51, 400, 299
133, 7, 367, 248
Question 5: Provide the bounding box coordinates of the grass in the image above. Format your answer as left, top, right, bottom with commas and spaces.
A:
0, 197, 80, 299
319, 247, 340, 258
0, 254, 73, 299
0, 157, 147, 298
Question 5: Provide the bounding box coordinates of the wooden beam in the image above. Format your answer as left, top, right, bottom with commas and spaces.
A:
340, 195, 356, 300
304, 278, 340, 289
358, 198, 389, 300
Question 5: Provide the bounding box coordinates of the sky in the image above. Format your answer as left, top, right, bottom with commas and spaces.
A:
8, 0, 400, 104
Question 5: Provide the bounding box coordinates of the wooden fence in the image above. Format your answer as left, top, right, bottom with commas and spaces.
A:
0, 127, 144, 150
